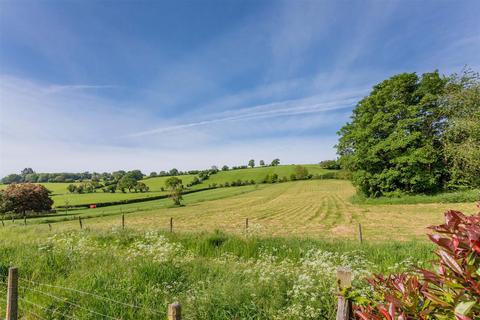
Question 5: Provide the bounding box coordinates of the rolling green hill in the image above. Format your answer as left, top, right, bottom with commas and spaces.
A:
192, 164, 332, 188
0, 165, 334, 207
141, 174, 197, 190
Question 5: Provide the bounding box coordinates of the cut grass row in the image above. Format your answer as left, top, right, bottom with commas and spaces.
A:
11, 179, 477, 241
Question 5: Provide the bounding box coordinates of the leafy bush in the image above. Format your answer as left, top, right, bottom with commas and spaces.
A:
349, 206, 480, 320
0, 183, 53, 216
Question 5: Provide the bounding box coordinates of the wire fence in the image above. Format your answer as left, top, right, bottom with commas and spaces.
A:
3, 266, 352, 320
2, 270, 175, 320
19, 278, 163, 318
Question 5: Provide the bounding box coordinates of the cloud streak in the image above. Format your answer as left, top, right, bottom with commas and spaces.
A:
44, 84, 119, 94
128, 94, 363, 137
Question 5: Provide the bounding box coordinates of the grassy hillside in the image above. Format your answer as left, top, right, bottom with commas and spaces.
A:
1, 165, 332, 207
23, 185, 262, 223
14, 179, 477, 241
193, 164, 332, 188
51, 190, 168, 206
141, 174, 197, 190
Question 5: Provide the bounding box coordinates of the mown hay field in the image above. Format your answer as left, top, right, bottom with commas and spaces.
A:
22, 179, 477, 241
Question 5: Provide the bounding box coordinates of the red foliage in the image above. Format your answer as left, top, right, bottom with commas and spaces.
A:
0, 183, 53, 215
351, 205, 480, 320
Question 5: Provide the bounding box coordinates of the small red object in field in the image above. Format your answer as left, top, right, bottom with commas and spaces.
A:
90, 204, 97, 208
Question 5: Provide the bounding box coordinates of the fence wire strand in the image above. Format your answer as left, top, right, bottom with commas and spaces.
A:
19, 297, 78, 320
28, 310, 47, 320
20, 277, 162, 315
21, 285, 121, 320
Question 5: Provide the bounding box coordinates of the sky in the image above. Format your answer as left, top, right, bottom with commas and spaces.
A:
0, 0, 479, 176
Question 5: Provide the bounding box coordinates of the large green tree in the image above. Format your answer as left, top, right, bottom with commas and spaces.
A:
337, 71, 448, 197
442, 70, 480, 188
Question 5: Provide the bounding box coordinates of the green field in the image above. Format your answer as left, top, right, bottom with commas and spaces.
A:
8, 179, 477, 240
0, 165, 335, 207
0, 178, 477, 319
199, 165, 331, 187
51, 190, 168, 206
142, 174, 197, 190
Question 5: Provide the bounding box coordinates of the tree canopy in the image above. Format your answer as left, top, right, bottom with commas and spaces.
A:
0, 183, 53, 215
165, 177, 183, 205
337, 69, 480, 197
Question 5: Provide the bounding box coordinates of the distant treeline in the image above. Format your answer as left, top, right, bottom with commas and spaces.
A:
0, 168, 201, 184
1, 158, 283, 184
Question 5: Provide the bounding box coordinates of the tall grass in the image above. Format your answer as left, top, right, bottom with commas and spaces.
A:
0, 228, 433, 319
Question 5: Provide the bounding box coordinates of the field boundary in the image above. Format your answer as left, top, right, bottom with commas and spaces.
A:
3, 266, 354, 320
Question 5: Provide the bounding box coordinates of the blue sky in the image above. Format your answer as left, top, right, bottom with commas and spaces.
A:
0, 0, 479, 175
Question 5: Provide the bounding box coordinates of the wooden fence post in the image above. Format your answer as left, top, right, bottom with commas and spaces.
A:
78, 216, 83, 229
23, 216, 26, 226
6, 267, 18, 320
358, 223, 363, 244
1, 218, 4, 227
168, 302, 181, 320
170, 217, 173, 233
245, 218, 249, 234
122, 214, 125, 229
336, 267, 352, 320
48, 223, 52, 231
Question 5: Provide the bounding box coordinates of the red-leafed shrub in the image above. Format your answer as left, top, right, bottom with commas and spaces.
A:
0, 183, 53, 216
349, 205, 480, 320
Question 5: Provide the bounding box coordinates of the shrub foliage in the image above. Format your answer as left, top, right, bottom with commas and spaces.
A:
350, 207, 480, 320
0, 183, 53, 215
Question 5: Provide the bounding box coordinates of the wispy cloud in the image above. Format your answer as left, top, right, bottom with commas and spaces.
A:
44, 84, 119, 94
127, 93, 363, 138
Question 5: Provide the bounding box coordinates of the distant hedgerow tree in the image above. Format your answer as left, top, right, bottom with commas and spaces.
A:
67, 184, 77, 193
259, 160, 265, 166
271, 159, 280, 166
222, 165, 229, 171
294, 165, 309, 180
21, 168, 34, 175
248, 159, 255, 168
165, 177, 183, 205
117, 175, 137, 192
319, 159, 341, 170
1, 174, 23, 184
134, 182, 149, 193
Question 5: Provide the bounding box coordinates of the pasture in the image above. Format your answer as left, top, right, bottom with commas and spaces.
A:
10, 179, 478, 241
198, 165, 332, 187
0, 178, 477, 319
51, 190, 168, 207
0, 165, 336, 207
